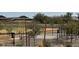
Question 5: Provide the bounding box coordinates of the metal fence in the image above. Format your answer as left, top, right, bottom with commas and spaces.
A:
0, 18, 79, 47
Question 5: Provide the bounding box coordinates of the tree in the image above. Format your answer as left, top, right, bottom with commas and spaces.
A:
43, 16, 47, 46
28, 22, 41, 46
33, 13, 46, 23
33, 13, 49, 46
63, 12, 73, 23
64, 20, 78, 43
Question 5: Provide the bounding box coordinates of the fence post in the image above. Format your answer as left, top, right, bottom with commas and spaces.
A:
11, 32, 15, 46
56, 30, 59, 45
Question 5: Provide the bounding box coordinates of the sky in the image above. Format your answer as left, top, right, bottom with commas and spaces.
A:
0, 12, 77, 18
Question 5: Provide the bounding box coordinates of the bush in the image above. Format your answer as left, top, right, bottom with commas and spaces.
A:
16, 41, 24, 46
64, 42, 72, 47
42, 40, 51, 47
